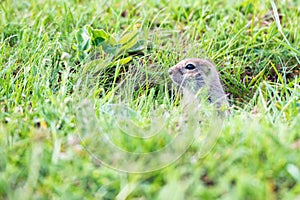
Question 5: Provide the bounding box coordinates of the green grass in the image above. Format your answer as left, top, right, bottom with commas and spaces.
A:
1, 0, 300, 199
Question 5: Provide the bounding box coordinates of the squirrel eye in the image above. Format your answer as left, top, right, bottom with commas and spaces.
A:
185, 63, 196, 70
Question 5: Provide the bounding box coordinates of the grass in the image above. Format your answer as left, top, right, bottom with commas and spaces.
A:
1, 0, 300, 199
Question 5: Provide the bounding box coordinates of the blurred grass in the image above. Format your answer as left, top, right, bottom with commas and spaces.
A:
0, 0, 300, 199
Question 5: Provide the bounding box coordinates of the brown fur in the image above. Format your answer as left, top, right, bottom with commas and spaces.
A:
168, 58, 229, 110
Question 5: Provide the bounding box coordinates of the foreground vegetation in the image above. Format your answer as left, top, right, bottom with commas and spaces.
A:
1, 0, 300, 199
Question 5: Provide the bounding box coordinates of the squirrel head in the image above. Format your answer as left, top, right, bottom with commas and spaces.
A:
169, 58, 229, 110
168, 58, 219, 93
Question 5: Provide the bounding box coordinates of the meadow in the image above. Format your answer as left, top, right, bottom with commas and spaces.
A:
1, 0, 300, 199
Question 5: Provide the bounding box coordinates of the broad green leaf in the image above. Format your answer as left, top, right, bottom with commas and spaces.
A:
120, 36, 138, 51
102, 43, 121, 55
75, 28, 91, 52
107, 36, 117, 45
112, 56, 132, 66
127, 39, 145, 53
118, 29, 138, 44
86, 26, 117, 46
87, 26, 109, 46
87, 26, 109, 40
93, 37, 105, 46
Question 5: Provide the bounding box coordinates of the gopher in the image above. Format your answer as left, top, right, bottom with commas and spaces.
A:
168, 58, 229, 112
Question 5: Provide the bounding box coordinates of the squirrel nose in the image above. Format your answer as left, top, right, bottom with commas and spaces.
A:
168, 69, 173, 75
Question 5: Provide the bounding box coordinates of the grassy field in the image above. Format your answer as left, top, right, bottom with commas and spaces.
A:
1, 0, 300, 199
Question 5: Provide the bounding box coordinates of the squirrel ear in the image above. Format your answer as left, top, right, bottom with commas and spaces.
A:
201, 60, 215, 74
203, 65, 211, 75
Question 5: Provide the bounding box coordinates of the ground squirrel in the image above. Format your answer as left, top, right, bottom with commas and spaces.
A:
168, 58, 229, 112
